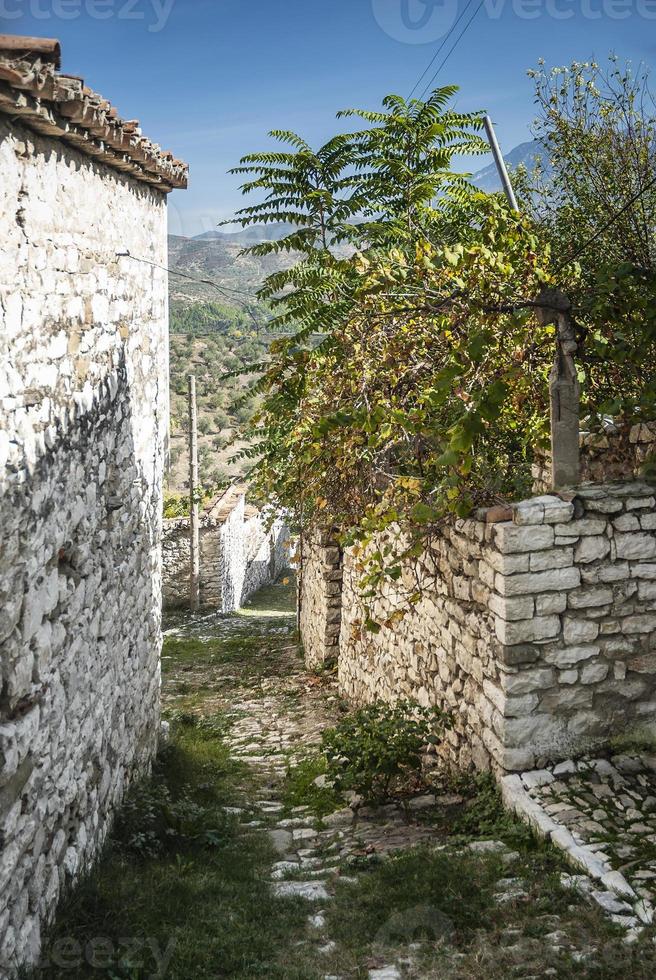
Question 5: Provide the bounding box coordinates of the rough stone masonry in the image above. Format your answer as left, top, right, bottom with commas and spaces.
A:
0, 36, 187, 975
162, 486, 290, 612
301, 482, 656, 774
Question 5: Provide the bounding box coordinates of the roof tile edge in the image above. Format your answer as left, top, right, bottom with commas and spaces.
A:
0, 33, 188, 193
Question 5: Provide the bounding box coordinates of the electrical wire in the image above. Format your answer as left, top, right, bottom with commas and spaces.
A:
116, 249, 256, 301
417, 0, 487, 102
406, 0, 477, 101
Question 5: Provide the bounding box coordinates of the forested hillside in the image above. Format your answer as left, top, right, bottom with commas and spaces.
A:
167, 298, 271, 492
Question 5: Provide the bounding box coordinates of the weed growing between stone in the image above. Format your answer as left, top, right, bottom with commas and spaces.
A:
321, 701, 450, 804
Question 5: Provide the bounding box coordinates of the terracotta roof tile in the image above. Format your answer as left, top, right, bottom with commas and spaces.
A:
0, 33, 187, 193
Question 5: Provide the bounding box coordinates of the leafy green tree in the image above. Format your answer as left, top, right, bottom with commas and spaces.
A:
526, 57, 656, 427
337, 87, 487, 246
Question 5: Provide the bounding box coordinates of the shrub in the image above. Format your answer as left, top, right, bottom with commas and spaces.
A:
321, 700, 451, 803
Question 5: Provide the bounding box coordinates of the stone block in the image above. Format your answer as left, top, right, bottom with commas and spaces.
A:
622, 614, 656, 634
614, 513, 641, 532
563, 617, 600, 644
512, 496, 574, 526
580, 661, 610, 684
496, 566, 580, 597
581, 562, 630, 584
568, 587, 613, 609
544, 645, 599, 667
626, 496, 656, 511
483, 550, 530, 575
615, 533, 656, 561
632, 563, 656, 579
503, 667, 556, 696
504, 693, 540, 717
554, 518, 607, 537
495, 615, 560, 646
536, 593, 567, 615
585, 497, 624, 514
492, 523, 554, 554
574, 535, 611, 564
529, 547, 574, 572
488, 593, 534, 621
494, 641, 540, 667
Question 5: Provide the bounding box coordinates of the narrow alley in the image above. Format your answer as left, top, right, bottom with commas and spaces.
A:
37, 580, 655, 979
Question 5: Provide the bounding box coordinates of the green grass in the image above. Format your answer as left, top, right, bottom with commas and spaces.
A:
36, 719, 311, 980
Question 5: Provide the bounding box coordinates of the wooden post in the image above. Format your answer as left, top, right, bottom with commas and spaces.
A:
536, 290, 581, 490
188, 374, 200, 611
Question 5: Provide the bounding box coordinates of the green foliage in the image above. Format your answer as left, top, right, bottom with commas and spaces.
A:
336, 87, 487, 246
227, 87, 487, 341
113, 772, 231, 859
225, 69, 656, 600
526, 57, 656, 426
449, 772, 535, 848
281, 754, 342, 817
321, 700, 450, 802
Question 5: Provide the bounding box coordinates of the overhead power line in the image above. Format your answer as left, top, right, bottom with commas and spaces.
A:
417, 0, 487, 101
116, 249, 257, 301
407, 0, 477, 101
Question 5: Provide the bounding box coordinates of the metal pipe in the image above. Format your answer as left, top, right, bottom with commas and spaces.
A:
483, 114, 519, 212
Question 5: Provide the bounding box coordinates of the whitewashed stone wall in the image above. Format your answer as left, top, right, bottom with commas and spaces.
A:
301, 482, 656, 773
242, 511, 291, 600
0, 117, 169, 972
162, 493, 289, 612
298, 529, 343, 670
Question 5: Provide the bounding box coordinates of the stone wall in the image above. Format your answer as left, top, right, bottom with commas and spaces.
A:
161, 491, 290, 612
298, 529, 343, 670
301, 482, 656, 773
0, 116, 169, 972
338, 524, 502, 771
533, 421, 656, 492
242, 509, 291, 600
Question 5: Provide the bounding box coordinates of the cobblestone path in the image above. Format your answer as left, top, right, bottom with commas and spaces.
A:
158, 578, 656, 979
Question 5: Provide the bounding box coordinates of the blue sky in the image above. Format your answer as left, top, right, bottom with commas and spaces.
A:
4, 0, 654, 236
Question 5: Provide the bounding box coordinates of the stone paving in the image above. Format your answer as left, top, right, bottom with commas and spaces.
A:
163, 582, 656, 976
502, 753, 656, 937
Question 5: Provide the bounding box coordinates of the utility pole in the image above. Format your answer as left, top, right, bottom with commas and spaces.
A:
188, 374, 200, 611
483, 114, 519, 212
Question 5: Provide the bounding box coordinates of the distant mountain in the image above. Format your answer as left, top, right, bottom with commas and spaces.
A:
193, 223, 293, 245
167, 233, 293, 308
472, 139, 550, 193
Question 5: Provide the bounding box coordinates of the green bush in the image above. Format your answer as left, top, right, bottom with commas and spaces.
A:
321, 700, 451, 803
